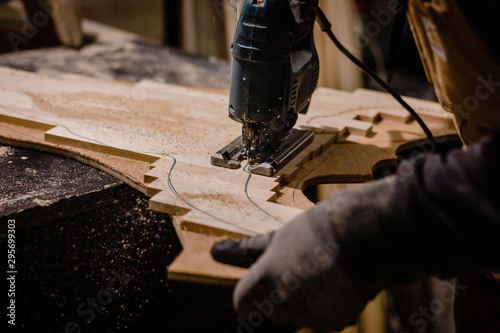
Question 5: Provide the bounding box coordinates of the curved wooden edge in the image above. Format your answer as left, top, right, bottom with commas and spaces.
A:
167, 219, 246, 287
0, 133, 154, 195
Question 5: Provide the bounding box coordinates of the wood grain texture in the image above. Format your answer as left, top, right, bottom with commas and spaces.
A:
0, 66, 457, 285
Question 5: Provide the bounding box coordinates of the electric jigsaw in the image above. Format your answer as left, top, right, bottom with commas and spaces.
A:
211, 0, 319, 176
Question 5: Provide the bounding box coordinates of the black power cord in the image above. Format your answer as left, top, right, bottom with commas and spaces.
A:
314, 5, 437, 146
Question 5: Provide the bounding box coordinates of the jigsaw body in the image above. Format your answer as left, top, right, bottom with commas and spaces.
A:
212, 0, 319, 176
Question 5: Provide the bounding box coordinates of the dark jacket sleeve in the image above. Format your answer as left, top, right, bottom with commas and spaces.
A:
312, 131, 500, 290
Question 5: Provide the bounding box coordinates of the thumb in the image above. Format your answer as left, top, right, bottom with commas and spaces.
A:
211, 232, 275, 268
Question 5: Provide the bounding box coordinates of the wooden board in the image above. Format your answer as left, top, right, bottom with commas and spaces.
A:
0, 66, 457, 285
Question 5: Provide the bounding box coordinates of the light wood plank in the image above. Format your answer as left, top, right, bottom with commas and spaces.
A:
0, 66, 458, 285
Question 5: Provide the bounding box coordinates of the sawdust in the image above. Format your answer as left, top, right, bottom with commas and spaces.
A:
32, 198, 54, 206
0, 146, 12, 157
26, 89, 237, 160
181, 192, 239, 206
0, 120, 152, 193
25, 167, 37, 174
74, 150, 152, 192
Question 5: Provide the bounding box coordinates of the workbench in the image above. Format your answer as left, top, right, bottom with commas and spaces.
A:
0, 20, 237, 332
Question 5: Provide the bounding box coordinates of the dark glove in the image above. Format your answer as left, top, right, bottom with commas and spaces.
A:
212, 178, 398, 332
226, 0, 316, 42
213, 132, 500, 332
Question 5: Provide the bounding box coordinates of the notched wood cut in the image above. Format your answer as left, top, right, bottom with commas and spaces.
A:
0, 66, 457, 284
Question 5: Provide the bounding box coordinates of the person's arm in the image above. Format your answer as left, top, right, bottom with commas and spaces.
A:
212, 131, 500, 332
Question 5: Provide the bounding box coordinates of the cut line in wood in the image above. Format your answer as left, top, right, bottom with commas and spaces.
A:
0, 66, 458, 284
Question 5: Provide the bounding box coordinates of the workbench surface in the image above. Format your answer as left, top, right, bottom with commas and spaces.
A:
0, 20, 239, 332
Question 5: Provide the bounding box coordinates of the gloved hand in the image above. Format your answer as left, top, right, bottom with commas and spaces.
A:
212, 177, 399, 332
226, 0, 317, 42
213, 131, 500, 332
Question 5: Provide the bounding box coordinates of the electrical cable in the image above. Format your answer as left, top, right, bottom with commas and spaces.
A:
314, 5, 437, 146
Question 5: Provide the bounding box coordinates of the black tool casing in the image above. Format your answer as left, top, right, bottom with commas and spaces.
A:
229, 0, 319, 133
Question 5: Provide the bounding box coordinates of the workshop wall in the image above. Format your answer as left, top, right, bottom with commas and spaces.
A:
184, 0, 364, 91
80, 0, 163, 42
79, 0, 363, 91
178, 0, 233, 61
314, 0, 363, 90
178, 0, 363, 91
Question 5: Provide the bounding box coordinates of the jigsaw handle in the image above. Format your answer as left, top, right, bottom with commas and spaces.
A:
229, 0, 319, 131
